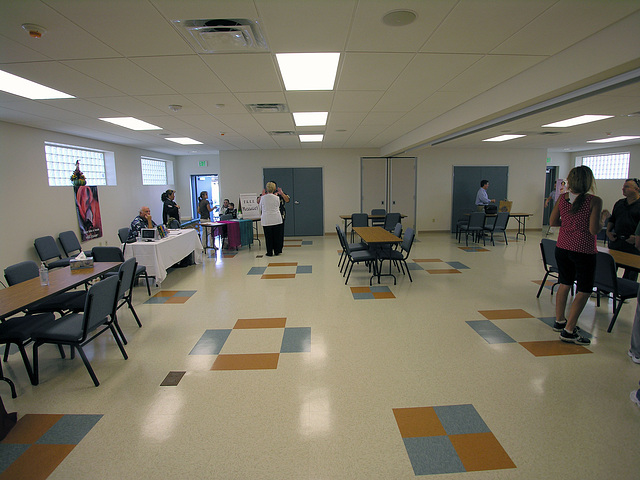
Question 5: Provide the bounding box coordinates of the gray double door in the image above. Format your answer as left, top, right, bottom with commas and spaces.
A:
263, 167, 323, 236
451, 166, 509, 232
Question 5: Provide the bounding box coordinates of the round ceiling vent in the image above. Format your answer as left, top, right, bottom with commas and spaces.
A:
382, 10, 417, 27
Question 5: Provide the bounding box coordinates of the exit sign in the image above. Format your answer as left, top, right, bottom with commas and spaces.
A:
198, 160, 207, 167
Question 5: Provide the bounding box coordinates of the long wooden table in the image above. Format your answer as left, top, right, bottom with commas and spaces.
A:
353, 226, 402, 284
597, 246, 640, 271
0, 262, 121, 321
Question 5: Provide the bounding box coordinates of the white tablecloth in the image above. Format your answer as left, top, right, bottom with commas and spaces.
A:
123, 229, 203, 285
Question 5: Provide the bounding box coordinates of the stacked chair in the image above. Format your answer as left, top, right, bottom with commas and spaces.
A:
34, 236, 73, 268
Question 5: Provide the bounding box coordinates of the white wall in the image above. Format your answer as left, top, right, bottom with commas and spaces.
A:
219, 148, 379, 234
175, 154, 221, 220
0, 121, 176, 269
414, 147, 548, 231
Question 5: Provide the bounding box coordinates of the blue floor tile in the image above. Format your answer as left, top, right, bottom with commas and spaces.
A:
0, 444, 30, 473
369, 286, 391, 293
302, 241, 313, 245
352, 292, 374, 300
248, 266, 267, 275
189, 329, 232, 355
36, 414, 103, 444
446, 261, 469, 269
173, 290, 197, 297
538, 317, 592, 338
403, 436, 466, 475
281, 327, 311, 353
466, 320, 516, 344
434, 404, 490, 435
144, 296, 168, 304
296, 265, 312, 274
407, 263, 424, 270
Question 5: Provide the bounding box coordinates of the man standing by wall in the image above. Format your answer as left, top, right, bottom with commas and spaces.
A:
606, 178, 640, 280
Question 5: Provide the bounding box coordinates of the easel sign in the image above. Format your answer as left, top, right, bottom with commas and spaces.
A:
239, 193, 260, 219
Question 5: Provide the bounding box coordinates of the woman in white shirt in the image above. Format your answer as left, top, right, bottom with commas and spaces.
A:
259, 182, 284, 256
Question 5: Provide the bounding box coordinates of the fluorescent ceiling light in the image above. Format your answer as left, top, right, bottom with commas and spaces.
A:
99, 117, 161, 130
165, 137, 203, 145
542, 114, 613, 127
587, 135, 640, 143
293, 112, 328, 126
482, 134, 526, 142
299, 134, 324, 142
0, 69, 74, 99
276, 53, 340, 90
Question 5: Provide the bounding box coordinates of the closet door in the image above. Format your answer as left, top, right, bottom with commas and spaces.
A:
263, 167, 323, 236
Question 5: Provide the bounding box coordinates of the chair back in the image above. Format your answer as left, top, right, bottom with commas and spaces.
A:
219, 214, 233, 221
393, 222, 402, 238
335, 224, 345, 247
351, 213, 368, 228
82, 275, 119, 337
493, 212, 510, 230
540, 238, 558, 271
118, 228, 131, 244
594, 252, 618, 294
92, 246, 125, 262
371, 209, 386, 226
117, 258, 137, 302
467, 212, 485, 228
4, 261, 39, 285
34, 236, 63, 263
384, 213, 401, 231
58, 231, 82, 257
401, 227, 415, 255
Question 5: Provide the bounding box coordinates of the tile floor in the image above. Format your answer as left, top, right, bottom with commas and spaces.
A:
1, 231, 639, 479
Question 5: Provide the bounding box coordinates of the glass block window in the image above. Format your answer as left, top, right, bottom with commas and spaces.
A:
580, 152, 630, 179
141, 157, 168, 185
45, 143, 107, 186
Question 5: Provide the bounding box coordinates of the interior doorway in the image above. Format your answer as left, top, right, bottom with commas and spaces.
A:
543, 166, 558, 226
191, 174, 220, 219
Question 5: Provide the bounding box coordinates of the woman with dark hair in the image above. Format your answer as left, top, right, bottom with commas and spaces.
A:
161, 189, 180, 227
198, 191, 213, 221
550, 165, 602, 345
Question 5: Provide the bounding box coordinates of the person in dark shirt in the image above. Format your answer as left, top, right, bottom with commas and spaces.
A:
606, 178, 640, 279
161, 189, 180, 227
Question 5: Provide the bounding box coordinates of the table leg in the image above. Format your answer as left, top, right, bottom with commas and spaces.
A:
515, 217, 527, 240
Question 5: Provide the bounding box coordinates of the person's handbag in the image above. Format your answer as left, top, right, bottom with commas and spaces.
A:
484, 204, 497, 214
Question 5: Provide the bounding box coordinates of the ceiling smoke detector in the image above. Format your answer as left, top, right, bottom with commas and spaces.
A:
21, 23, 46, 38
245, 103, 289, 113
168, 104, 182, 112
172, 18, 267, 53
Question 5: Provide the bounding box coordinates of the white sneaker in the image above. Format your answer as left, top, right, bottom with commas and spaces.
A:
630, 390, 640, 407
628, 350, 640, 364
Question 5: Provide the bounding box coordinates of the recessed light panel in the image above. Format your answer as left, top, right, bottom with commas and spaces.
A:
293, 112, 328, 126
276, 53, 340, 90
99, 117, 161, 130
542, 115, 613, 127
299, 134, 324, 142
166, 137, 203, 145
0, 70, 74, 99
482, 134, 526, 142
587, 136, 640, 143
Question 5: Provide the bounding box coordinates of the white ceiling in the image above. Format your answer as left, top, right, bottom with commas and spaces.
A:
0, 0, 639, 156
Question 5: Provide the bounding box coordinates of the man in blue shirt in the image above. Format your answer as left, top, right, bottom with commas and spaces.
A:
475, 180, 495, 209
128, 206, 157, 242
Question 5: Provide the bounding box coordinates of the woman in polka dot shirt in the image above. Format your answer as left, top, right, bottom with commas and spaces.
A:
550, 166, 603, 345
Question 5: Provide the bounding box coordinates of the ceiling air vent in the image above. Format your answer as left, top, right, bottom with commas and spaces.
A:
269, 131, 296, 136
172, 18, 267, 53
245, 103, 289, 113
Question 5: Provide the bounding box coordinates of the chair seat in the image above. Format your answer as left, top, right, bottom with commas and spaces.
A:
32, 313, 85, 342
0, 313, 56, 342
616, 278, 639, 298
48, 258, 71, 269
348, 242, 367, 252
29, 290, 86, 314
351, 250, 376, 262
